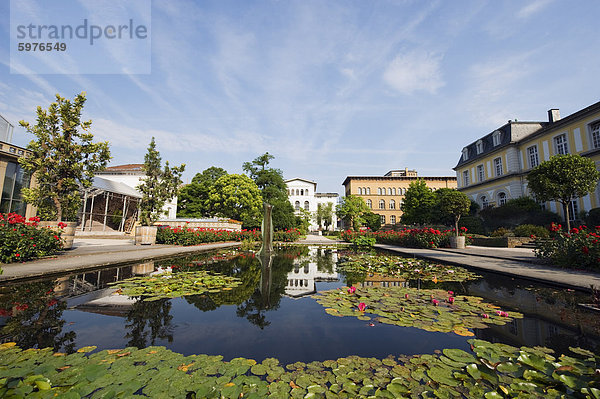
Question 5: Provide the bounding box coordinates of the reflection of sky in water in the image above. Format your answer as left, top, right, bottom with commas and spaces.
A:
1, 247, 598, 363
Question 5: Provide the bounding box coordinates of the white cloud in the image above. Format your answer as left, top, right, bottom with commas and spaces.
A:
383, 51, 445, 94
517, 0, 554, 19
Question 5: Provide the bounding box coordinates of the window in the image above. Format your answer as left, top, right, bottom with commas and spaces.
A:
497, 192, 507, 206
366, 199, 372, 208
462, 147, 469, 161
294, 201, 300, 211
296, 189, 299, 195
304, 201, 309, 211
379, 199, 385, 209
477, 164, 485, 182
392, 188, 396, 195
494, 157, 503, 177
463, 170, 469, 186
300, 189, 304, 195
492, 130, 501, 146
388, 188, 393, 195
390, 215, 396, 224
389, 199, 395, 209
380, 215, 385, 224
357, 187, 362, 195
590, 121, 600, 149
366, 187, 371, 195
476, 140, 483, 154
568, 199, 578, 221
480, 196, 488, 208
527, 145, 539, 168
554, 133, 569, 155
0, 161, 30, 215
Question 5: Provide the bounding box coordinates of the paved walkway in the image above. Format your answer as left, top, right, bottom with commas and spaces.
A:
0, 239, 239, 282
376, 244, 600, 291
296, 234, 346, 245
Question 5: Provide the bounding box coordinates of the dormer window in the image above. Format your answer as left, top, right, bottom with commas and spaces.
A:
476, 140, 483, 154
492, 130, 501, 146
462, 147, 469, 161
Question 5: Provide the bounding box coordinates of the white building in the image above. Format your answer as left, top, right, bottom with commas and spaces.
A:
285, 247, 339, 298
96, 164, 177, 219
284, 178, 339, 231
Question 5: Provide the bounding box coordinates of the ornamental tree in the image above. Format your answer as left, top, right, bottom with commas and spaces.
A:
438, 190, 471, 236
137, 137, 185, 226
527, 154, 600, 231
208, 174, 263, 228
316, 202, 334, 231
336, 195, 370, 231
400, 179, 437, 225
19, 92, 111, 222
177, 166, 228, 217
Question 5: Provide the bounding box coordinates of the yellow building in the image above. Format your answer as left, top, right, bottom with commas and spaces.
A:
342, 168, 457, 227
454, 101, 600, 222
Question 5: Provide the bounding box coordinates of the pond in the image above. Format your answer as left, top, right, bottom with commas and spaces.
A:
0, 246, 598, 366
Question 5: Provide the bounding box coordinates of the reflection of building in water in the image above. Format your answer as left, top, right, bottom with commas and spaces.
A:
359, 275, 407, 288
285, 247, 338, 298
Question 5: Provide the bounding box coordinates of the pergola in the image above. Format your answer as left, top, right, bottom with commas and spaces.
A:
80, 176, 142, 232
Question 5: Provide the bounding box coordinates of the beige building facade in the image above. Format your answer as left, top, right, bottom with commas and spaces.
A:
342, 169, 457, 227
0, 140, 36, 218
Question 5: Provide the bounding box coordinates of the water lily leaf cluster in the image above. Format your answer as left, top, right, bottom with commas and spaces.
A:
314, 286, 522, 336
338, 254, 481, 282
109, 271, 242, 301
1, 340, 598, 398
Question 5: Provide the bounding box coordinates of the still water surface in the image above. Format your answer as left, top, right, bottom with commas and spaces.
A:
0, 246, 598, 364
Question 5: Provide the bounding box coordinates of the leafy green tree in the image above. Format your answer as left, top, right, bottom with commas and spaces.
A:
177, 167, 227, 217
19, 92, 111, 221
400, 179, 437, 225
336, 195, 370, 231
208, 174, 263, 228
295, 208, 312, 234
438, 190, 471, 236
316, 202, 334, 231
137, 137, 185, 226
243, 152, 296, 230
527, 154, 600, 231
363, 211, 382, 231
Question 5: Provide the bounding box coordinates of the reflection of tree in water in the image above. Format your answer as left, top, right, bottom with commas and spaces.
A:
316, 248, 335, 274
125, 299, 173, 348
0, 280, 75, 353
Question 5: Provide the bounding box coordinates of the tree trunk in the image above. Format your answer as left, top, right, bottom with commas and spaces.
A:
563, 201, 571, 232
53, 197, 62, 222
455, 215, 460, 237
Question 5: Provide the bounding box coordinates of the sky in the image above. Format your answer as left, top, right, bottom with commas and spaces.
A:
1, 0, 599, 194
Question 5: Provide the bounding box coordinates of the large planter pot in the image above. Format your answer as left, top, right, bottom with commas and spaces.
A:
38, 221, 77, 249
449, 236, 466, 249
135, 226, 157, 245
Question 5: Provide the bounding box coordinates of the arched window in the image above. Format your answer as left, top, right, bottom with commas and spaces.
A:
304, 201, 309, 211
392, 188, 396, 195
295, 201, 300, 210
366, 188, 371, 195
379, 199, 385, 209
366, 199, 372, 209
300, 189, 304, 196
380, 215, 386, 224
358, 187, 362, 195
296, 189, 299, 195
497, 192, 507, 206
390, 215, 396, 224
389, 199, 395, 209
388, 188, 393, 195
480, 196, 489, 208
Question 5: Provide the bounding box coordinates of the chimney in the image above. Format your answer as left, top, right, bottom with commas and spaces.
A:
548, 109, 560, 123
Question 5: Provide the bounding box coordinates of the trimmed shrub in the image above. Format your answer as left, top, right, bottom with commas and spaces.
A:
155, 226, 301, 246
586, 208, 600, 227
341, 227, 471, 249
490, 227, 514, 237
0, 213, 63, 263
513, 224, 550, 238
535, 223, 600, 270
458, 216, 485, 235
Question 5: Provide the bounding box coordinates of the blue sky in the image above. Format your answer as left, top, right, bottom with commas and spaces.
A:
1, 0, 599, 194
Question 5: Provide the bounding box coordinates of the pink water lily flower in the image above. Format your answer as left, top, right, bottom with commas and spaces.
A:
432, 299, 439, 306
358, 302, 366, 312
347, 286, 356, 294
404, 294, 409, 299
482, 313, 489, 319
447, 291, 454, 296
496, 311, 509, 317
448, 297, 455, 304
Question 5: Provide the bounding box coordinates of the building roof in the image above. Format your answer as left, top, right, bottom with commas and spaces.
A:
101, 164, 144, 172
91, 176, 142, 198
284, 177, 317, 186
342, 175, 456, 187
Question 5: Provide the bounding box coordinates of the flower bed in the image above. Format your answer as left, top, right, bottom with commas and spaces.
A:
0, 213, 63, 263
535, 223, 600, 270
156, 226, 301, 246
341, 227, 471, 249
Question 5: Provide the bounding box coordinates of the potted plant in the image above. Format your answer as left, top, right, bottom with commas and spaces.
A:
439, 190, 471, 249
19, 93, 111, 249
135, 137, 185, 245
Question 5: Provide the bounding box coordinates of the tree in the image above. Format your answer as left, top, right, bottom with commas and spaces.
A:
527, 154, 600, 231
438, 190, 471, 236
137, 137, 185, 226
315, 202, 334, 231
363, 211, 382, 231
177, 167, 227, 217
208, 174, 263, 228
19, 92, 111, 221
400, 179, 437, 225
243, 152, 296, 230
336, 195, 370, 231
